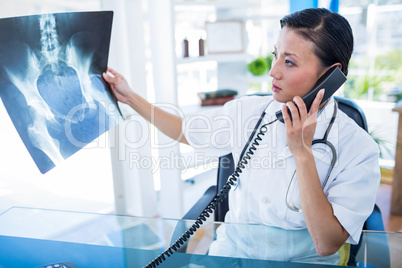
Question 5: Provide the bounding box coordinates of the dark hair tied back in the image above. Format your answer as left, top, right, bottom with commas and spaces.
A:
280, 8, 353, 76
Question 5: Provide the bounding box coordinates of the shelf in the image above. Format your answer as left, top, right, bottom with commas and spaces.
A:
176, 53, 254, 65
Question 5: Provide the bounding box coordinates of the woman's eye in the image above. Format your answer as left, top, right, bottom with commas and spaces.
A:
285, 60, 294, 66
271, 51, 277, 59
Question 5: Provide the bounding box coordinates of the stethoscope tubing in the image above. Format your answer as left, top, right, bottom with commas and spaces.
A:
285, 101, 338, 212
234, 100, 339, 213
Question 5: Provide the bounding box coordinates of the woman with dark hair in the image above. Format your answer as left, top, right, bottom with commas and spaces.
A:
280, 8, 353, 76
104, 8, 380, 265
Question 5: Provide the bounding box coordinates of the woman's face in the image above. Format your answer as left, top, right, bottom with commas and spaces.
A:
269, 26, 325, 103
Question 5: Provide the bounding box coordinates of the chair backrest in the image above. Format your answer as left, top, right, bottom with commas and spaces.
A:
215, 96, 369, 221
215, 153, 234, 221
334, 96, 368, 132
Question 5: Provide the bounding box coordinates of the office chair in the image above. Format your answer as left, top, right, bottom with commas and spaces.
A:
173, 96, 389, 266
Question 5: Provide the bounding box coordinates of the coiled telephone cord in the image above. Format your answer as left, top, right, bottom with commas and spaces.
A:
145, 117, 277, 268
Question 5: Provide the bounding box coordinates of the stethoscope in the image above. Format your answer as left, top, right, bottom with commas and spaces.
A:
285, 101, 338, 213
234, 99, 338, 213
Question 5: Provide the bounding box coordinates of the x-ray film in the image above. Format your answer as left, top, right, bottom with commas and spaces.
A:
0, 11, 122, 174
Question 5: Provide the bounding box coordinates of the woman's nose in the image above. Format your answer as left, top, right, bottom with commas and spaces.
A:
268, 59, 281, 80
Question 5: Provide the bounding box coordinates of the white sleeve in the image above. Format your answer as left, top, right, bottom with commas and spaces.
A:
182, 99, 240, 158
182, 95, 273, 159
327, 140, 381, 245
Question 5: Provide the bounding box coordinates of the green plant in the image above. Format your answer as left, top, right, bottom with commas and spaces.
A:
369, 129, 394, 159
344, 74, 382, 99
345, 49, 402, 102
343, 71, 395, 101
375, 49, 402, 71
248, 57, 268, 76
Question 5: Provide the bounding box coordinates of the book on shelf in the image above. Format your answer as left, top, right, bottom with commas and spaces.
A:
201, 96, 235, 106
197, 89, 238, 100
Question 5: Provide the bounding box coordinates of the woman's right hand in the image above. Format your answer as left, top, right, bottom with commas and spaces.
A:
103, 67, 188, 144
103, 67, 134, 104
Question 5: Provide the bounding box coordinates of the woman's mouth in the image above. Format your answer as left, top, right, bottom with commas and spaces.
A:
271, 83, 282, 93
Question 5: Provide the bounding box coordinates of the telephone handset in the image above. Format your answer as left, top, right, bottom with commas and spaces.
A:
275, 66, 347, 123
144, 66, 347, 268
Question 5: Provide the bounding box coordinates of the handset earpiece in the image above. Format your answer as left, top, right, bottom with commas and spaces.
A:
275, 66, 346, 123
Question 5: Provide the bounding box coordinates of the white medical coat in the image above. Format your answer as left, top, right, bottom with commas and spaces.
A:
183, 95, 380, 246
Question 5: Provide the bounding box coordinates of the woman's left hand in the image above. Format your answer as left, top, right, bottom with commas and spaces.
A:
281, 89, 325, 158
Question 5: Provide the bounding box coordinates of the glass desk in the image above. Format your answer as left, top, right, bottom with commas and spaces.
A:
0, 207, 400, 268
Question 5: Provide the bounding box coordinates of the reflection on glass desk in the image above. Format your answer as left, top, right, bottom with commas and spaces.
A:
0, 207, 400, 268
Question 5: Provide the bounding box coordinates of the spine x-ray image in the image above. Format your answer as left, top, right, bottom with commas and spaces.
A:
0, 11, 122, 174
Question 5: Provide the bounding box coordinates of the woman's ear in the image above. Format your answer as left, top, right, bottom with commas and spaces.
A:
331, 63, 342, 71
320, 63, 342, 77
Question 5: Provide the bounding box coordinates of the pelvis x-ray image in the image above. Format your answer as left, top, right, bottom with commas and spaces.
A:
0, 11, 122, 173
